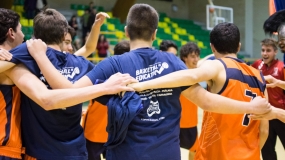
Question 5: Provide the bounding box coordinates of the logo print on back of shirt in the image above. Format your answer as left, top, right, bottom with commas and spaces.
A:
59, 67, 80, 79
136, 62, 169, 81
147, 100, 161, 117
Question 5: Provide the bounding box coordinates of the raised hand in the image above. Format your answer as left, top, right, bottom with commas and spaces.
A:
94, 12, 110, 26
26, 39, 47, 60
0, 48, 12, 61
249, 96, 271, 114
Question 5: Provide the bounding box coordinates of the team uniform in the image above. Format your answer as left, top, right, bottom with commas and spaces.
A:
0, 85, 22, 159
195, 57, 266, 160
252, 59, 285, 160
82, 100, 107, 160
86, 47, 189, 160
179, 95, 198, 152
9, 43, 95, 160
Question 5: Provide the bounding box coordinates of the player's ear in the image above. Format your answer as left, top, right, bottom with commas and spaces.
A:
210, 43, 216, 53
151, 29, 157, 41
124, 26, 130, 38
7, 28, 15, 40
237, 42, 241, 53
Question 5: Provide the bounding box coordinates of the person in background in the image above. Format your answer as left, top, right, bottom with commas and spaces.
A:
81, 9, 90, 45
251, 38, 285, 160
96, 34, 109, 58
82, 40, 130, 160
68, 15, 78, 31
159, 40, 178, 55
179, 42, 200, 160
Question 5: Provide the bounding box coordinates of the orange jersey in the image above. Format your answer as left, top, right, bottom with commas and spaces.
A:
195, 57, 265, 160
82, 100, 108, 143
0, 85, 22, 159
179, 95, 198, 128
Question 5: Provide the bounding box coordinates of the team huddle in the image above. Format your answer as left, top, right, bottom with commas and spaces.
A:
0, 3, 285, 160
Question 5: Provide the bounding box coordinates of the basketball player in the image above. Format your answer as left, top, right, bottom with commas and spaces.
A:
130, 22, 269, 160
0, 8, 135, 160
252, 38, 285, 160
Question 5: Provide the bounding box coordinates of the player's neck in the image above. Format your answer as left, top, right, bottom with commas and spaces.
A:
0, 42, 13, 51
215, 53, 237, 59
47, 44, 62, 52
130, 40, 152, 51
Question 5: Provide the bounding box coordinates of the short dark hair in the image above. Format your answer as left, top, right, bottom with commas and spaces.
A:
114, 40, 130, 55
33, 8, 68, 45
180, 42, 200, 62
261, 38, 278, 51
126, 4, 158, 41
210, 22, 240, 54
159, 40, 178, 51
0, 8, 20, 44
67, 25, 76, 40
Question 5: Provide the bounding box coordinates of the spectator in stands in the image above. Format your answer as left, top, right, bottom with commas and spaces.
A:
81, 9, 90, 45
24, 0, 37, 19
159, 40, 178, 55
87, 8, 97, 32
68, 15, 78, 31
88, 2, 95, 13
96, 34, 109, 58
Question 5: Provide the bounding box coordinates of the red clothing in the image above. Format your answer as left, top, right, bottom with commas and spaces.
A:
252, 59, 285, 110
96, 42, 109, 57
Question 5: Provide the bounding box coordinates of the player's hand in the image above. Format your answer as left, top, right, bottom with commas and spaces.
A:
249, 107, 277, 121
264, 75, 279, 88
94, 12, 110, 26
26, 39, 47, 59
249, 96, 271, 114
0, 48, 12, 61
103, 72, 138, 94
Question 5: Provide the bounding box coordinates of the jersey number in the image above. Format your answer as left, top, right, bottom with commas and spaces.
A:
242, 90, 257, 126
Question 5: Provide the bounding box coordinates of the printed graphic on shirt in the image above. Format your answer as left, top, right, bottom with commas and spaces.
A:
200, 112, 221, 149
139, 89, 173, 121
147, 100, 161, 117
39, 67, 80, 87
272, 67, 279, 76
136, 62, 169, 81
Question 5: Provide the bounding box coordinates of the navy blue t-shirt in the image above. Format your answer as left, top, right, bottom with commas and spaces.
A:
86, 48, 188, 160
9, 43, 95, 160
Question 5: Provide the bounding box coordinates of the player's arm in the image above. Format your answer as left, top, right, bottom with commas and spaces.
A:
74, 12, 109, 57
4, 64, 135, 110
27, 39, 89, 88
197, 53, 214, 67
130, 60, 223, 92
0, 49, 15, 73
265, 75, 285, 89
181, 84, 271, 114
259, 120, 269, 148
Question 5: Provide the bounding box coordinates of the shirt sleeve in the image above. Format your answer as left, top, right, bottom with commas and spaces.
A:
86, 57, 117, 84
9, 43, 31, 64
